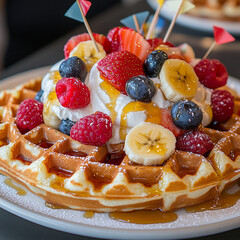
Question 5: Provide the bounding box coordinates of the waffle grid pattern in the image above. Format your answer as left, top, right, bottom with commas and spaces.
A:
0, 78, 240, 212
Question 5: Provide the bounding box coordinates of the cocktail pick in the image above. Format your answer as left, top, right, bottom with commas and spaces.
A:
120, 11, 149, 33
203, 25, 236, 59
65, 0, 99, 52
163, 0, 195, 43
145, 0, 165, 39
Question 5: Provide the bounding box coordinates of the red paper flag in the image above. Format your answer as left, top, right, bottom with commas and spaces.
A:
213, 25, 235, 45
78, 0, 91, 16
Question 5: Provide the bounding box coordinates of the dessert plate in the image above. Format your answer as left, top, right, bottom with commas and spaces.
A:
0, 68, 240, 240
147, 0, 240, 34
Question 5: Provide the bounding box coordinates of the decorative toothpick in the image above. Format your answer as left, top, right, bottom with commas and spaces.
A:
146, 0, 164, 39
120, 11, 149, 33
203, 25, 235, 59
65, 0, 99, 52
163, 0, 195, 43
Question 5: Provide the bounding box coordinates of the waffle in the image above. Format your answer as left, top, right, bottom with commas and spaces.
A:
189, 0, 240, 21
0, 77, 240, 212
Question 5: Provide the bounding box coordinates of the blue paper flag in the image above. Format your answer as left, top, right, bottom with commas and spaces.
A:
65, 2, 84, 22
120, 11, 149, 31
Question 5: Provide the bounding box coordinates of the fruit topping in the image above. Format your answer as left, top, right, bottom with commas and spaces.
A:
69, 41, 106, 71
119, 28, 151, 61
107, 26, 130, 52
160, 59, 199, 102
56, 77, 90, 109
59, 118, 76, 136
143, 50, 168, 78
194, 59, 228, 89
171, 100, 203, 130
124, 122, 176, 165
176, 130, 214, 155
59, 56, 87, 82
64, 33, 110, 59
211, 89, 234, 122
97, 51, 145, 94
17, 99, 43, 130
147, 38, 175, 50
160, 108, 186, 137
35, 89, 44, 102
125, 76, 156, 103
70, 112, 113, 146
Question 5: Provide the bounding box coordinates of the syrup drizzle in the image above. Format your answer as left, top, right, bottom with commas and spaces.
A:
37, 139, 55, 149
0, 138, 9, 147
186, 188, 240, 213
4, 178, 27, 196
45, 202, 69, 209
109, 210, 178, 224
83, 211, 95, 218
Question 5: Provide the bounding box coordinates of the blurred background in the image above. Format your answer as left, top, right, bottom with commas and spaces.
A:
0, 0, 239, 75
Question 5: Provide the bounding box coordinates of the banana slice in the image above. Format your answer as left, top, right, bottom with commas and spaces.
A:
124, 122, 176, 166
43, 91, 61, 129
69, 40, 106, 71
160, 59, 199, 102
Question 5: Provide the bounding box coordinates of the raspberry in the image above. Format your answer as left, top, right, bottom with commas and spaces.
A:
211, 89, 234, 122
17, 99, 43, 130
176, 130, 214, 155
56, 77, 90, 109
70, 112, 113, 146
194, 59, 228, 89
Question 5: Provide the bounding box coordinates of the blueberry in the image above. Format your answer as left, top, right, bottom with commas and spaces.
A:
59, 119, 76, 136
35, 89, 44, 102
171, 100, 203, 130
59, 56, 87, 82
125, 75, 156, 103
144, 50, 168, 78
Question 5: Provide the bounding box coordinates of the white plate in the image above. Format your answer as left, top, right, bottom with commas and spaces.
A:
0, 68, 240, 240
147, 0, 240, 34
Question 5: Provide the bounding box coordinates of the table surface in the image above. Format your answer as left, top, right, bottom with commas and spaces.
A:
0, 1, 240, 239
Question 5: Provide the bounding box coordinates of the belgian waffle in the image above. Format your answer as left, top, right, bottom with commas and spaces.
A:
190, 0, 240, 21
0, 77, 240, 212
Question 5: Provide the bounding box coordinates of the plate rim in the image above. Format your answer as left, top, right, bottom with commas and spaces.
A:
0, 67, 240, 240
147, 0, 240, 34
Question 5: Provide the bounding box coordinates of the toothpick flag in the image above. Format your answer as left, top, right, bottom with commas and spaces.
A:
163, 0, 195, 43
65, 0, 91, 22
146, 0, 165, 39
203, 26, 235, 59
166, 0, 195, 14
65, 0, 99, 52
213, 25, 235, 45
120, 11, 149, 33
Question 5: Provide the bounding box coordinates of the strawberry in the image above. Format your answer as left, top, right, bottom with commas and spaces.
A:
119, 29, 151, 61
160, 108, 186, 137
97, 51, 145, 94
107, 26, 130, 53
147, 38, 175, 50
64, 33, 111, 58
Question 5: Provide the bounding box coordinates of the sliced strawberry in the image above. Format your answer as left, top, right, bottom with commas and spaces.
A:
64, 33, 111, 58
168, 53, 185, 61
160, 108, 186, 137
107, 26, 130, 53
119, 29, 151, 62
97, 51, 145, 94
147, 38, 175, 50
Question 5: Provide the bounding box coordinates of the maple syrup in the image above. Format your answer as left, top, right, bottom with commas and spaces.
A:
16, 154, 32, 165
64, 149, 87, 158
228, 149, 240, 161
37, 139, 55, 149
109, 210, 178, 224
83, 211, 95, 218
4, 178, 27, 196
0, 138, 10, 147
119, 101, 162, 140
186, 189, 240, 213
48, 167, 73, 178
100, 80, 120, 123
45, 201, 69, 209
103, 152, 126, 165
